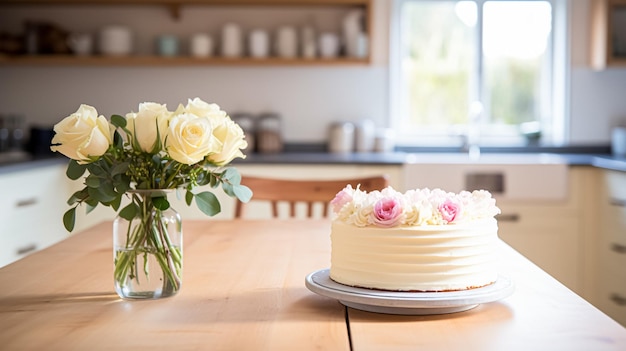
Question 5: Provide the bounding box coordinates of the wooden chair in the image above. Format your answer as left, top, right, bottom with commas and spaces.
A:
234, 175, 389, 219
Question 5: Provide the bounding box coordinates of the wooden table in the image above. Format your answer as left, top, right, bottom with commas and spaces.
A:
0, 220, 625, 350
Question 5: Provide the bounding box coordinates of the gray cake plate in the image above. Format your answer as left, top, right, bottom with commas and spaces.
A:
305, 268, 514, 315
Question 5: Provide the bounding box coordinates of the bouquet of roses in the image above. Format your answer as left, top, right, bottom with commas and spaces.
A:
51, 97, 252, 230
50, 97, 252, 298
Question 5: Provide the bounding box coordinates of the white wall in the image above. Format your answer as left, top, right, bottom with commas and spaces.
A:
0, 0, 623, 146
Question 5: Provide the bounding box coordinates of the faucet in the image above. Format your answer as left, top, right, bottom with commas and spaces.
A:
459, 132, 481, 160
464, 101, 483, 160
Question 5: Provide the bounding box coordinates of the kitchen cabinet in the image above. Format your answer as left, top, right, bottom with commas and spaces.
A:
0, 163, 71, 267
171, 163, 403, 220
0, 0, 372, 66
591, 0, 626, 69
494, 167, 592, 296
402, 160, 586, 296
593, 169, 626, 326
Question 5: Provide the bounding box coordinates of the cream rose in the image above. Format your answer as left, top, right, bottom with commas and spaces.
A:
50, 104, 112, 164
184, 97, 227, 122
206, 117, 248, 166
165, 113, 220, 165
126, 102, 170, 153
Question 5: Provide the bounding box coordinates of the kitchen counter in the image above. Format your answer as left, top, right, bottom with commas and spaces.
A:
3, 150, 626, 173
235, 151, 626, 171
0, 219, 624, 350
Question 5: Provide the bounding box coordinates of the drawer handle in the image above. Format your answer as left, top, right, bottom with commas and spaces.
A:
610, 293, 626, 306
611, 243, 626, 254
610, 198, 626, 207
16, 244, 37, 255
496, 213, 520, 222
15, 198, 38, 208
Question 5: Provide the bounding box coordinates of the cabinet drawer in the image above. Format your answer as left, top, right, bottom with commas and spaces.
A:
596, 263, 626, 327
0, 163, 70, 267
498, 216, 581, 293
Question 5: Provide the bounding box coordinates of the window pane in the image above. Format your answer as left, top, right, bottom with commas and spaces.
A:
399, 1, 476, 131
483, 1, 552, 126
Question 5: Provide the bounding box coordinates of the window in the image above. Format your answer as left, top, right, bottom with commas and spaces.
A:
390, 0, 568, 147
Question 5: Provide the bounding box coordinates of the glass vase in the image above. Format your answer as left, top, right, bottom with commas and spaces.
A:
113, 190, 183, 299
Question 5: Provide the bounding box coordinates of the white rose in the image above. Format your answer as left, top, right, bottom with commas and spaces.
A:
165, 113, 220, 165
206, 117, 248, 166
50, 104, 112, 164
126, 102, 170, 153
184, 97, 227, 122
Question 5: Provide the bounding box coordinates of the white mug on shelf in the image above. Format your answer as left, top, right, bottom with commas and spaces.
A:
67, 32, 93, 56
248, 29, 269, 58
190, 33, 213, 57
221, 22, 243, 58
318, 32, 339, 58
300, 26, 316, 58
98, 25, 132, 56
275, 26, 298, 58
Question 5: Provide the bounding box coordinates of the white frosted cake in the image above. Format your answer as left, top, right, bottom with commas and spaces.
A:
329, 186, 501, 292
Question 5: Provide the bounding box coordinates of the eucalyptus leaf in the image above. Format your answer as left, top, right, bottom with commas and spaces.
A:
119, 202, 138, 220
109, 195, 122, 211
67, 189, 87, 205
195, 171, 209, 186
88, 185, 117, 203
185, 190, 193, 206
222, 168, 242, 184
85, 175, 101, 188
66, 160, 86, 180
110, 114, 127, 128
85, 197, 99, 208
63, 207, 76, 232
233, 184, 253, 203
209, 172, 218, 188
194, 191, 220, 216
86, 202, 98, 214
152, 196, 170, 211
222, 182, 235, 197
87, 163, 107, 177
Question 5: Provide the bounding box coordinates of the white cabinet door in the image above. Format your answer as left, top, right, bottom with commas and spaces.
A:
0, 163, 71, 267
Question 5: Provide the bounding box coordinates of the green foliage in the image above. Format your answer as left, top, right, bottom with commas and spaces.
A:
194, 191, 220, 216
66, 160, 86, 180
62, 208, 76, 232
59, 108, 254, 232
61, 153, 253, 232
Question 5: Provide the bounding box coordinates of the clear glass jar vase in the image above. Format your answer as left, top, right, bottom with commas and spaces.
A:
113, 190, 182, 299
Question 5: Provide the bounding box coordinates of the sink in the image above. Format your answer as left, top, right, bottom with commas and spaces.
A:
403, 153, 569, 201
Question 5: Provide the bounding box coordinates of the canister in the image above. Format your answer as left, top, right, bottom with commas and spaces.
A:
354, 119, 375, 152
256, 113, 283, 154
328, 122, 355, 153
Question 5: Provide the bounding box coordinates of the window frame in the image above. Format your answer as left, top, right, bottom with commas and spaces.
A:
388, 0, 570, 147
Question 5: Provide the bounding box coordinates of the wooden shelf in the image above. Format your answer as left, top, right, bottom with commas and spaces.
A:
0, 0, 369, 4
0, 0, 372, 65
0, 54, 370, 66
0, 0, 372, 19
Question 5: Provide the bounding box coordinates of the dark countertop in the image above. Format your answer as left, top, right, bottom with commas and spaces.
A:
2, 149, 626, 174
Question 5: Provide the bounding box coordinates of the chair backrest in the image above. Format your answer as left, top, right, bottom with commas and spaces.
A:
234, 175, 389, 219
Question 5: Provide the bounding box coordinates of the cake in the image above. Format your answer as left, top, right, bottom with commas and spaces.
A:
329, 186, 501, 292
